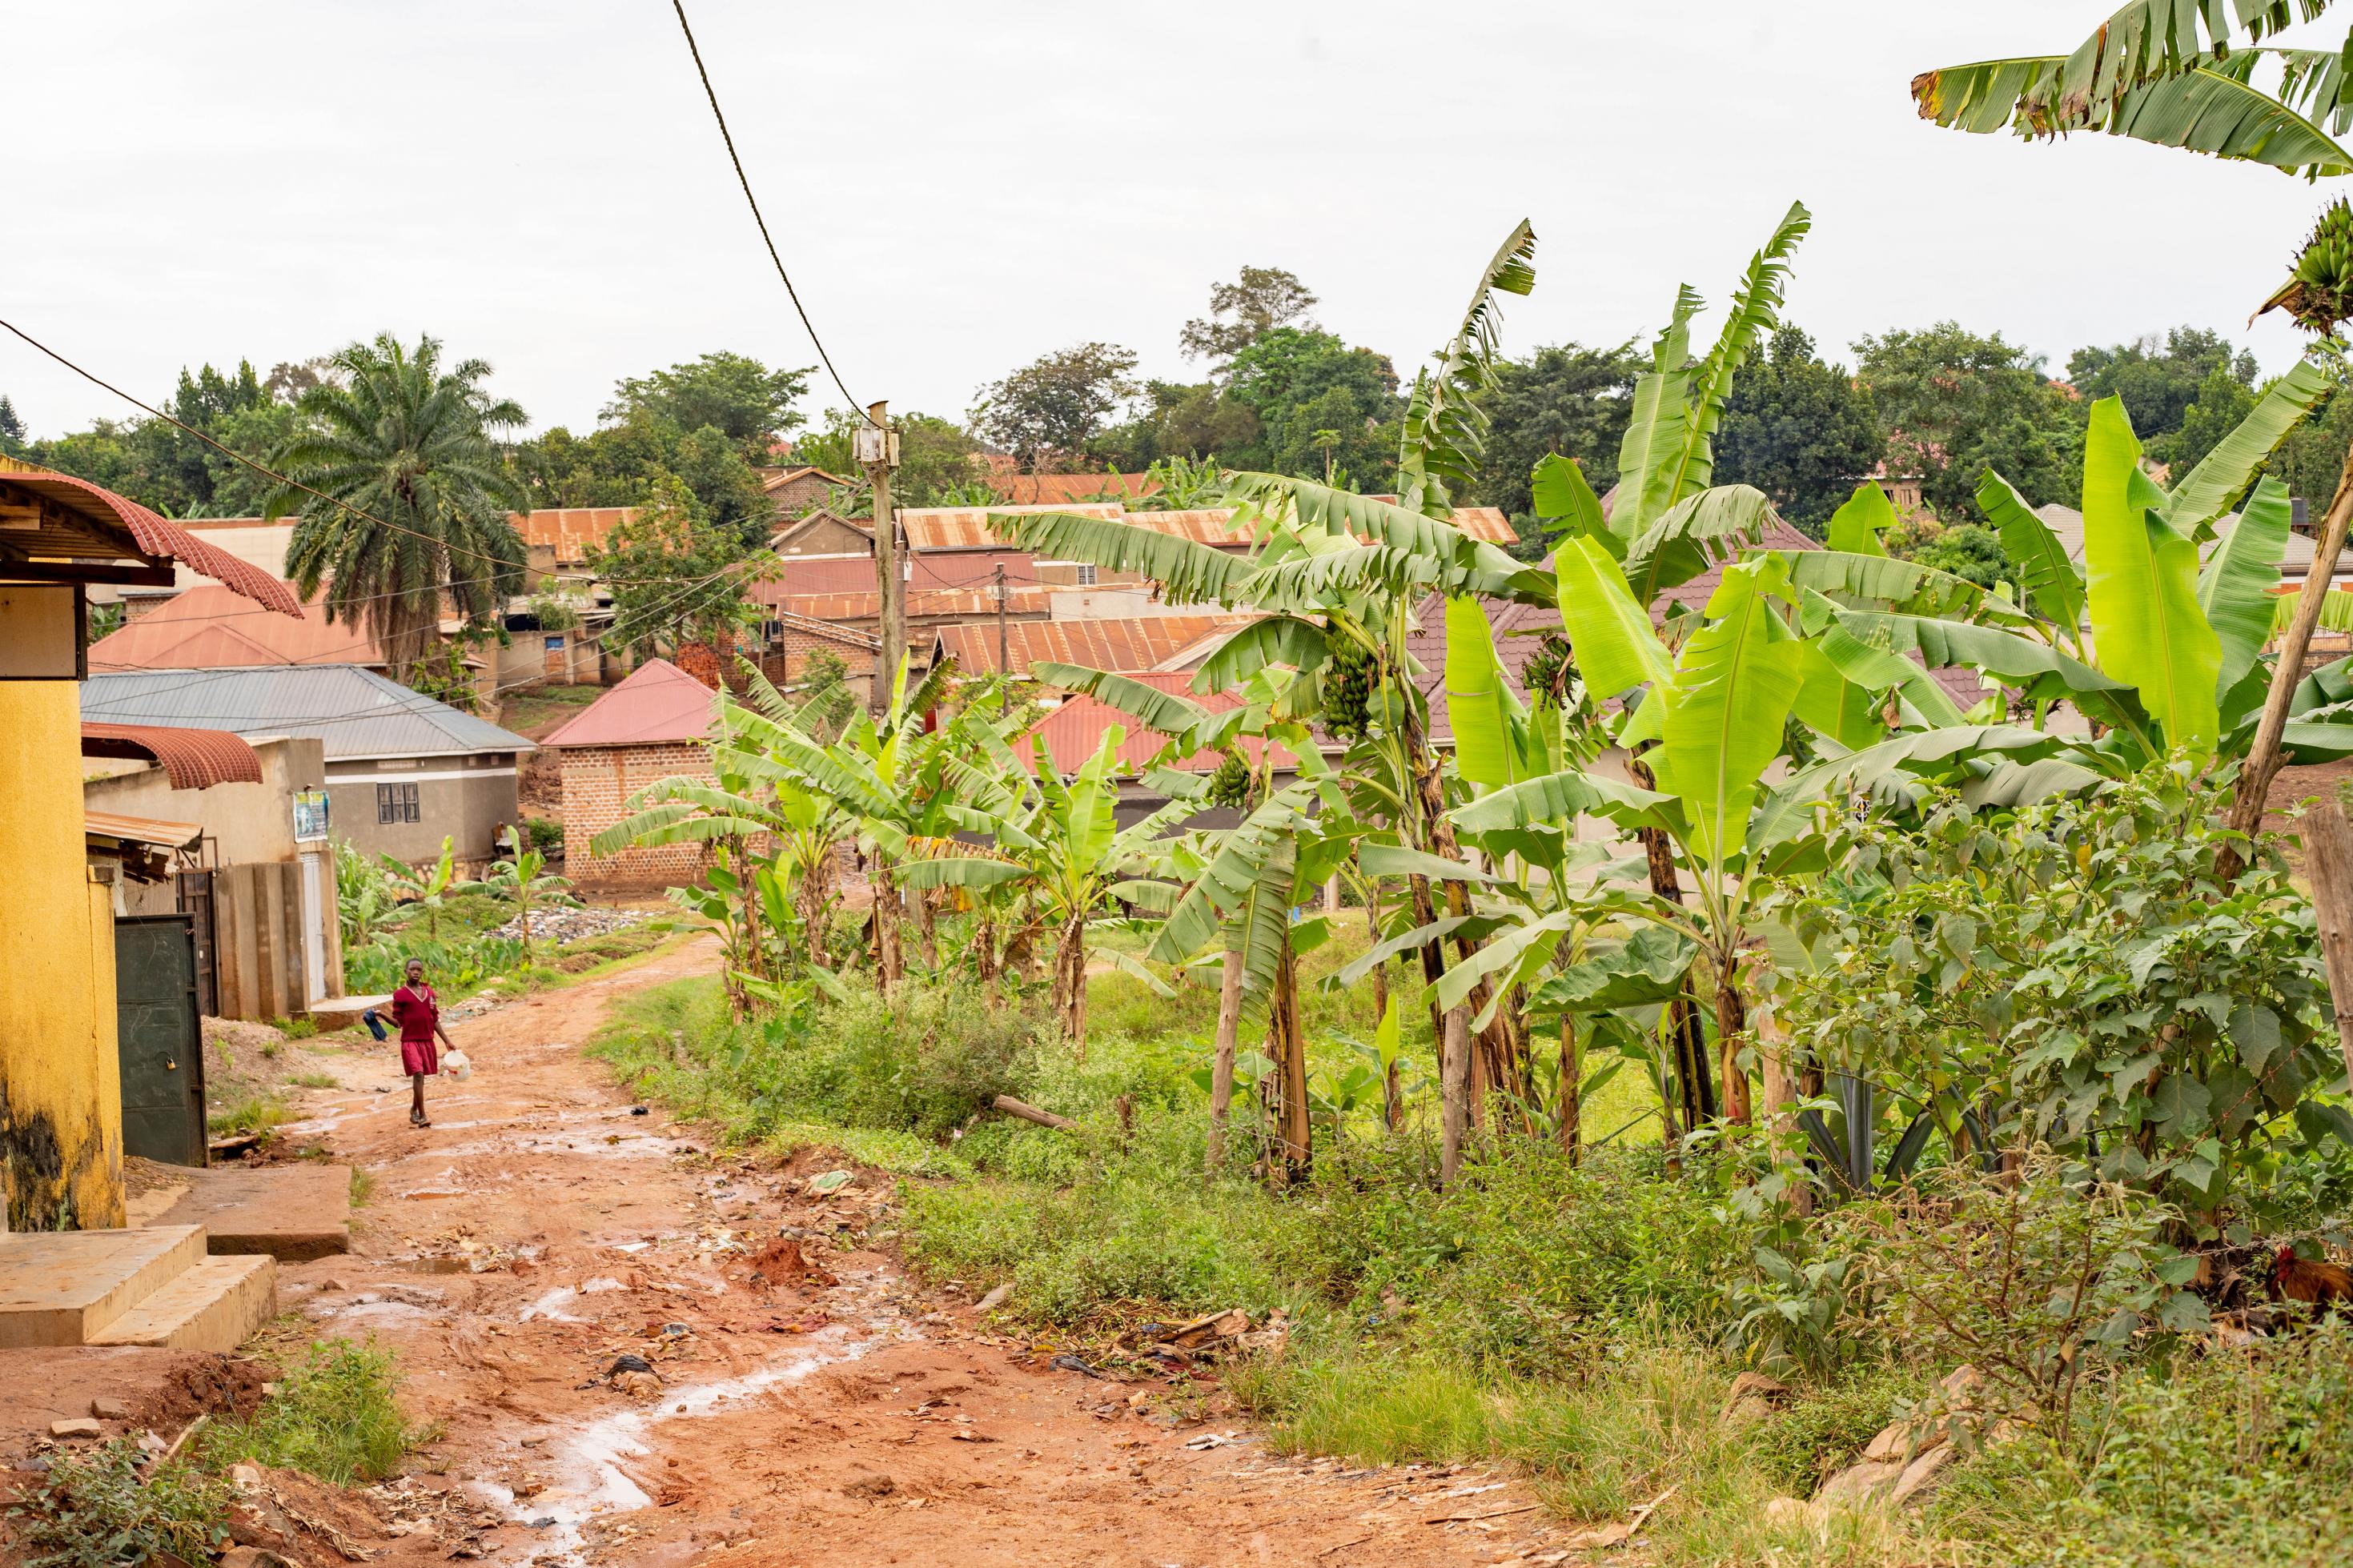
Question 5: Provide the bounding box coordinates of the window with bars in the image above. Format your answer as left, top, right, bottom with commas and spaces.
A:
1076, 563, 1097, 587
376, 783, 420, 824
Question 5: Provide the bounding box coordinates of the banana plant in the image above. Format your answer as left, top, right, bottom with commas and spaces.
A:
377, 836, 470, 940
485, 827, 580, 964
897, 722, 1191, 1056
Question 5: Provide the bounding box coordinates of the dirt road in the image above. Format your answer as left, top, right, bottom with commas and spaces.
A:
279, 940, 1564, 1568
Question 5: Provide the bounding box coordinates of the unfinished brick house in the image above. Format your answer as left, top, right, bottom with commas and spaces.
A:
538, 658, 721, 891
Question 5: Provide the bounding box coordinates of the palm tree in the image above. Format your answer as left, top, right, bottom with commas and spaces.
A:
270, 334, 530, 681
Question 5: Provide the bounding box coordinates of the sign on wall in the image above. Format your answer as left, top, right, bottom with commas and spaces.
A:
292, 787, 331, 842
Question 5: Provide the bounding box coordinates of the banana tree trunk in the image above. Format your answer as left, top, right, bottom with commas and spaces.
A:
870, 856, 904, 993
1366, 884, 1400, 1131
1053, 909, 1089, 1057
1206, 947, 1243, 1175
1557, 1017, 1580, 1163
799, 856, 832, 968
2223, 441, 2353, 880
1440, 1004, 1472, 1186
1756, 1005, 1808, 1217
1627, 756, 1715, 1136
974, 915, 998, 989
1714, 954, 1752, 1125
915, 884, 939, 970
1269, 936, 1310, 1186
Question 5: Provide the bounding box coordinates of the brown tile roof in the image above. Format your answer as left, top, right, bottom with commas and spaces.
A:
80, 723, 263, 789
762, 465, 852, 493
516, 507, 632, 563
87, 583, 389, 672
1026, 673, 1307, 775
540, 658, 717, 748
0, 460, 300, 615
936, 615, 1257, 676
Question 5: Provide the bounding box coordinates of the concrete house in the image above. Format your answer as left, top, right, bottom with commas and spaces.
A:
538, 659, 719, 891
81, 665, 534, 872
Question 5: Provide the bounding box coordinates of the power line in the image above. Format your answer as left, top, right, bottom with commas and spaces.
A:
669, 0, 873, 427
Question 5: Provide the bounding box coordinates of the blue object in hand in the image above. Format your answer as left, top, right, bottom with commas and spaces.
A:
362, 1009, 387, 1042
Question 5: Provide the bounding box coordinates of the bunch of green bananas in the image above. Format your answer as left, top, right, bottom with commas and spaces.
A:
1320, 640, 1376, 740
1206, 750, 1251, 809
2259, 198, 2353, 337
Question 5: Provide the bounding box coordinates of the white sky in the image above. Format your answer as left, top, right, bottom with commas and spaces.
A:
6, 1, 2347, 442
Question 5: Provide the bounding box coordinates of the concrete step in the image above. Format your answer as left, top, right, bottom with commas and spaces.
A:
150, 1163, 352, 1261
87, 1253, 276, 1353
0, 1225, 207, 1349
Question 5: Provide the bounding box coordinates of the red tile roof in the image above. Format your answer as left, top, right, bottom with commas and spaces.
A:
540, 659, 718, 748
87, 583, 387, 672
80, 722, 263, 789
938, 615, 1256, 676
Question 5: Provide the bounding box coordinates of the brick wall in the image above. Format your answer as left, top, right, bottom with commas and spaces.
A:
763, 629, 877, 682
560, 742, 717, 889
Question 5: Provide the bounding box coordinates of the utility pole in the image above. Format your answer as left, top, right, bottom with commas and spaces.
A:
854, 401, 902, 709
994, 561, 1009, 676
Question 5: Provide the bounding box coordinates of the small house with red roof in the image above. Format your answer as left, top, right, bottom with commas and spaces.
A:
539, 658, 723, 890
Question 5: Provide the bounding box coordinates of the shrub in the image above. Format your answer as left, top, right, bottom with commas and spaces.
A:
6, 1442, 231, 1568
203, 1338, 428, 1485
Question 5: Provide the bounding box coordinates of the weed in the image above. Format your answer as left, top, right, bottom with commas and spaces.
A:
288, 1072, 339, 1090
207, 1094, 292, 1138
6, 1439, 231, 1568
348, 1166, 375, 1206
202, 1338, 430, 1485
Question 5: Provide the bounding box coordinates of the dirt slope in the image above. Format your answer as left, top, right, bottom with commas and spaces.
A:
272, 940, 1566, 1567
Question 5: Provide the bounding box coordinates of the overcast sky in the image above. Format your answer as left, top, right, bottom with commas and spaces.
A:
6, 2, 2347, 443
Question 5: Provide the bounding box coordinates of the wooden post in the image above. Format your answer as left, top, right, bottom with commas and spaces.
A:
2300, 792, 2353, 1096
2224, 443, 2353, 876
857, 403, 902, 711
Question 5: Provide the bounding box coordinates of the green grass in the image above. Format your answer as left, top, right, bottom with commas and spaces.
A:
207, 1093, 293, 1139
287, 1071, 339, 1090
348, 1166, 375, 1207
6, 1440, 233, 1568
201, 1338, 432, 1486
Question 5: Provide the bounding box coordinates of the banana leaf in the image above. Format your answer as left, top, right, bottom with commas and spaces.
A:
1448, 768, 1677, 836
2164, 359, 2333, 536
2196, 477, 2295, 698
1609, 288, 1701, 542
1527, 925, 1699, 1015
2082, 395, 2220, 752
997, 509, 1248, 605
1978, 470, 2085, 635
1032, 662, 1213, 736
1824, 480, 1894, 557
1395, 219, 1537, 515
1647, 556, 1808, 865
1444, 596, 1532, 788
1622, 483, 1781, 604
1530, 452, 1611, 553
1556, 534, 1676, 700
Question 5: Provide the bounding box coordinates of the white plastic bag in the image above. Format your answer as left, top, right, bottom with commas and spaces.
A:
440, 1048, 473, 1081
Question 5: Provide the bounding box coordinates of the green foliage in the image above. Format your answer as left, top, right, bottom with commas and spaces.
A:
2069, 327, 2256, 453
972, 342, 1142, 471
1716, 324, 1885, 532
585, 480, 771, 659
1769, 766, 2345, 1228
602, 351, 810, 460
1888, 516, 2010, 590
6, 1440, 231, 1568
1853, 320, 2086, 523
203, 1338, 429, 1485
272, 333, 528, 680
1472, 341, 1648, 526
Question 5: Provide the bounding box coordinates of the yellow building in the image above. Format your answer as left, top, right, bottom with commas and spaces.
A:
0, 459, 299, 1230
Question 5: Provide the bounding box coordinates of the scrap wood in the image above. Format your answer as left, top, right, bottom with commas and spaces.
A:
1558, 1486, 1676, 1550
991, 1094, 1075, 1130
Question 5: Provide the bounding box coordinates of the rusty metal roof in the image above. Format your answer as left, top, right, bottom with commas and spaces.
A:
1027, 676, 1303, 775
88, 583, 387, 672
0, 459, 301, 615
81, 723, 263, 789
936, 615, 1257, 676
986, 472, 1160, 506
540, 659, 718, 748
516, 507, 632, 564
900, 503, 1123, 553
751, 583, 1056, 620
84, 808, 204, 851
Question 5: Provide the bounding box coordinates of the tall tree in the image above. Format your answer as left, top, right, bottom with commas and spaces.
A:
604, 351, 812, 462
2067, 326, 2255, 457
271, 333, 529, 680
1181, 266, 1321, 368
1715, 325, 1885, 535
1853, 322, 2084, 522
972, 343, 1141, 471
1473, 342, 1646, 525
1223, 327, 1403, 489
0, 395, 24, 456
2166, 357, 2263, 484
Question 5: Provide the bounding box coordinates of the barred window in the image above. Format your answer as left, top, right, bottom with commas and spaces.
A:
376, 783, 420, 824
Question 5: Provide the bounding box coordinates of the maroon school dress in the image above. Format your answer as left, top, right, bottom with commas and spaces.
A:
391, 982, 440, 1076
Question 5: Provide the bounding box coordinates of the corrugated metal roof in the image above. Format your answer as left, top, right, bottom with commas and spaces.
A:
540, 659, 718, 748
0, 459, 301, 615
901, 503, 1124, 553
80, 723, 263, 789
938, 615, 1257, 676
80, 665, 533, 761
750, 583, 1057, 620
85, 808, 204, 850
88, 583, 386, 672
1027, 677, 1298, 774
986, 472, 1160, 506
517, 507, 632, 563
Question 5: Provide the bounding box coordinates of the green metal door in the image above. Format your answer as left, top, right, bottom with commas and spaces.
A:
115, 914, 207, 1168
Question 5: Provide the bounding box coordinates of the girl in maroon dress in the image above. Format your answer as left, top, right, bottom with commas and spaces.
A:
391, 957, 457, 1127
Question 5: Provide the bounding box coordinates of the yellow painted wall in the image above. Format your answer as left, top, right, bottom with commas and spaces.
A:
0, 680, 125, 1230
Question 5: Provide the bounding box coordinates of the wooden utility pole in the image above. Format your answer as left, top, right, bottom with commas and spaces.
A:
856, 401, 902, 708
994, 561, 1009, 675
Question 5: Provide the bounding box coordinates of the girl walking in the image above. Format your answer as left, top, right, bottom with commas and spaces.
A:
391, 957, 457, 1128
